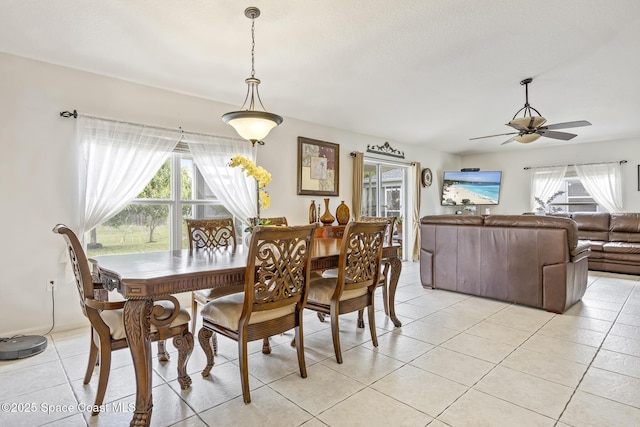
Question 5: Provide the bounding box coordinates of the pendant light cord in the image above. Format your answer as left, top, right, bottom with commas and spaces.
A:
250, 17, 256, 78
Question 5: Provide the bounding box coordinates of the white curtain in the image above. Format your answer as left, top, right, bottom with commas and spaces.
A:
530, 166, 568, 212
351, 152, 364, 221
574, 163, 624, 212
187, 135, 257, 224
411, 162, 421, 261
78, 116, 180, 236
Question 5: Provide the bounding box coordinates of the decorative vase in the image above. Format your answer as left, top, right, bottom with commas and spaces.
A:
309, 200, 316, 224
335, 201, 350, 225
320, 198, 335, 225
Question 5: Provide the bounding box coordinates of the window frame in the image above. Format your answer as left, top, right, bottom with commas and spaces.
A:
89, 151, 235, 256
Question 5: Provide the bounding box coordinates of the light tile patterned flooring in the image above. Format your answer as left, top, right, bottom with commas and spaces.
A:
2, 262, 640, 426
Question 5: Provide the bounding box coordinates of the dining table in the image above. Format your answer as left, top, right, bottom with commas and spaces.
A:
92, 237, 401, 426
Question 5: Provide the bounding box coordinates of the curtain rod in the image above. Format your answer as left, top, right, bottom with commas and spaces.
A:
524, 160, 627, 170
350, 151, 417, 166
59, 109, 245, 143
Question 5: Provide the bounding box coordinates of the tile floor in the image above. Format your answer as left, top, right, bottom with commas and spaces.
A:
2, 262, 640, 426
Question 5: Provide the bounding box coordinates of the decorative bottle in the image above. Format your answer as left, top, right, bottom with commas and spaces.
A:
336, 201, 350, 225
320, 198, 336, 225
309, 200, 316, 224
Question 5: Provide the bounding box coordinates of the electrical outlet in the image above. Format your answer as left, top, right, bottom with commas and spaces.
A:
46, 279, 56, 291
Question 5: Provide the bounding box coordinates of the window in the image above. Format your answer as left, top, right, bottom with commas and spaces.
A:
87, 152, 238, 257
362, 163, 405, 218
551, 168, 602, 213
361, 161, 407, 251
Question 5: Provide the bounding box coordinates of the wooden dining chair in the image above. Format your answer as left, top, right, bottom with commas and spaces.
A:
52, 224, 193, 415
320, 216, 394, 326
186, 218, 238, 345
198, 224, 316, 403
357, 216, 395, 317
186, 218, 237, 253
306, 221, 386, 363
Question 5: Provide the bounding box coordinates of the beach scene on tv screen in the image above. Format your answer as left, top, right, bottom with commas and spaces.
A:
442, 171, 502, 205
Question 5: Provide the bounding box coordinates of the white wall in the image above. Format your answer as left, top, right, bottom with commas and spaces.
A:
461, 140, 640, 214
0, 52, 458, 336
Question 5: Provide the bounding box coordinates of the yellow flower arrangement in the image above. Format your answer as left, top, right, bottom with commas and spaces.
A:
229, 154, 271, 210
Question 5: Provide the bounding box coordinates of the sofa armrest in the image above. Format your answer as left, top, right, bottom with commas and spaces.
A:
570, 241, 591, 262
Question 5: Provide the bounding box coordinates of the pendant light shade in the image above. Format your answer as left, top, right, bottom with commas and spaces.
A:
223, 7, 282, 146
222, 110, 282, 143
514, 133, 541, 143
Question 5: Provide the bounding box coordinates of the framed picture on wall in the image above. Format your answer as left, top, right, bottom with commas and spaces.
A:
637, 165, 640, 191
297, 137, 339, 196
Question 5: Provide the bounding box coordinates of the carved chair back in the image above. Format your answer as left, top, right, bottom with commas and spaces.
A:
335, 221, 386, 296
52, 225, 110, 333
243, 224, 316, 317
186, 218, 237, 252
359, 216, 395, 246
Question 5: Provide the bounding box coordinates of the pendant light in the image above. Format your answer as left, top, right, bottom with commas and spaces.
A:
222, 7, 283, 146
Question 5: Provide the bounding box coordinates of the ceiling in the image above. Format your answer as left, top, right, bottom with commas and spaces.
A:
2, 0, 640, 155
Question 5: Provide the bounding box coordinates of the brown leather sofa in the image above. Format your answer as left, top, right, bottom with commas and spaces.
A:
420, 215, 590, 313
557, 212, 640, 275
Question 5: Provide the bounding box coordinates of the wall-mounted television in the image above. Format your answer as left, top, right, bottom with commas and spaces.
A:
441, 170, 502, 206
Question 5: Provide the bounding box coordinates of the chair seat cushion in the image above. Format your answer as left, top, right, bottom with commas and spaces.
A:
100, 300, 191, 340
321, 267, 386, 283
307, 276, 368, 305
200, 292, 295, 331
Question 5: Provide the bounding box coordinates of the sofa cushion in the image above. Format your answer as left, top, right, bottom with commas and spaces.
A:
610, 213, 640, 232
609, 213, 640, 242
571, 213, 610, 231
420, 215, 484, 226
580, 240, 606, 252
484, 215, 578, 250
578, 230, 610, 241
602, 242, 640, 254
570, 213, 610, 241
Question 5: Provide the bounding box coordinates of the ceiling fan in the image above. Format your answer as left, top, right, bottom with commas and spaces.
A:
470, 78, 591, 145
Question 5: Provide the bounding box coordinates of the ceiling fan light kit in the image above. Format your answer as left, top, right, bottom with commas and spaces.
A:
222, 7, 283, 146
509, 116, 547, 129
514, 133, 541, 144
471, 77, 591, 145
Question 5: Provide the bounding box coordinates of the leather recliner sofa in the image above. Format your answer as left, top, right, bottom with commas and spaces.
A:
556, 212, 640, 275
420, 215, 590, 313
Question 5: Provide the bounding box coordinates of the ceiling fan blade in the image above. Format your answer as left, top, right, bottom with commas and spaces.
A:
541, 120, 591, 130
500, 137, 515, 145
469, 132, 518, 141
537, 130, 577, 140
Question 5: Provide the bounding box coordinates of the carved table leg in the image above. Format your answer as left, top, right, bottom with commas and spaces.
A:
387, 256, 403, 327
124, 298, 153, 427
